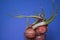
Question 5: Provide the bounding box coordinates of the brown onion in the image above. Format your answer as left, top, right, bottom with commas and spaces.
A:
35, 25, 48, 34
25, 27, 35, 39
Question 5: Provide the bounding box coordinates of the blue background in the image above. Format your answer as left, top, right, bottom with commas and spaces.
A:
0, 0, 60, 40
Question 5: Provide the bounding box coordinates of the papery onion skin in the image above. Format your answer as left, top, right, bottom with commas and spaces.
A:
35, 25, 48, 34
25, 27, 35, 39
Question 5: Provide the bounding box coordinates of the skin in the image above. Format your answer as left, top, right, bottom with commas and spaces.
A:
35, 25, 48, 34
35, 35, 45, 40
25, 27, 35, 39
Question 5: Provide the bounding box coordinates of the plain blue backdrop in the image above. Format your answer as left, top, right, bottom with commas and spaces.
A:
0, 0, 60, 40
